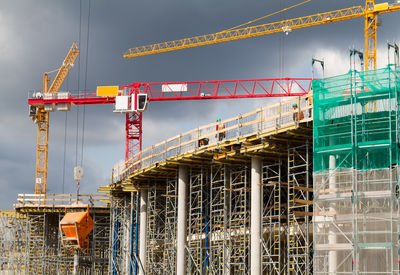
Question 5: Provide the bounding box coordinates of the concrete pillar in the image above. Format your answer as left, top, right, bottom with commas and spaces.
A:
177, 166, 188, 275
328, 155, 337, 274
139, 188, 148, 275
251, 157, 262, 275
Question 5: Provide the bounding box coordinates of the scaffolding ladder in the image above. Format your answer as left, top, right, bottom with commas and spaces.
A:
262, 160, 284, 274
287, 143, 312, 275
164, 177, 178, 274
210, 164, 228, 274
229, 166, 249, 274
188, 168, 205, 274
147, 185, 165, 274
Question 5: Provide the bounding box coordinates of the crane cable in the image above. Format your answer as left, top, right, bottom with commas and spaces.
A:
62, 75, 69, 194
75, 0, 83, 168
221, 0, 312, 32
280, 0, 286, 79
81, 0, 91, 167
75, 0, 91, 170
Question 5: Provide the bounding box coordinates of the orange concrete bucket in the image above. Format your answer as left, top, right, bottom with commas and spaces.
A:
60, 205, 94, 251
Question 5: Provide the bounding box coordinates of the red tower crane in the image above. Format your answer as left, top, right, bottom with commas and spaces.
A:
28, 77, 312, 174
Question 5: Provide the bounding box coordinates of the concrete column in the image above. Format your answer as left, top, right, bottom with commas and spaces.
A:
177, 166, 188, 275
328, 155, 337, 274
251, 157, 262, 275
139, 188, 148, 275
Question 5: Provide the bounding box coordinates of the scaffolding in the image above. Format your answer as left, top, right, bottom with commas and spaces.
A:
313, 65, 400, 274
110, 150, 314, 274
0, 210, 27, 273
0, 193, 110, 275
228, 165, 250, 274
109, 192, 136, 274
164, 176, 178, 274
287, 142, 313, 274
108, 93, 314, 274
209, 164, 229, 274
187, 167, 208, 274
26, 213, 45, 273
262, 159, 286, 274
146, 184, 166, 274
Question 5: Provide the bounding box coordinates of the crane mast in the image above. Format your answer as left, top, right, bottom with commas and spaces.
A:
365, 0, 377, 70
32, 42, 79, 195
123, 0, 400, 71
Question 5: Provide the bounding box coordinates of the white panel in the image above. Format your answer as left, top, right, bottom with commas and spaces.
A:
162, 84, 187, 93
115, 96, 129, 111
57, 103, 71, 112
44, 103, 55, 112
43, 93, 55, 100
57, 92, 71, 99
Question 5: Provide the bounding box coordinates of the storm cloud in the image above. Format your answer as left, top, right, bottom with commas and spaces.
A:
0, 0, 399, 209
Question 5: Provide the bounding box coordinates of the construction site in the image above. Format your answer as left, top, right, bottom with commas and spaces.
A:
1, 0, 400, 274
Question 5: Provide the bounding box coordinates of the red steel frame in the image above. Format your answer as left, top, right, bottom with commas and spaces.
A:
121, 78, 311, 100
28, 77, 312, 161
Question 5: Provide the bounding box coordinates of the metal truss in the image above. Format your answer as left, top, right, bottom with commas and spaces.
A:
123, 5, 366, 58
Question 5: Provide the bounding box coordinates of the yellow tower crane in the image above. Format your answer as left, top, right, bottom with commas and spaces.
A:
30, 42, 79, 195
123, 0, 400, 71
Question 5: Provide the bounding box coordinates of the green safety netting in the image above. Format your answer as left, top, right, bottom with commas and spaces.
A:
313, 65, 400, 172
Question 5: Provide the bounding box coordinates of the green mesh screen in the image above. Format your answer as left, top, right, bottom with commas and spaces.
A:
313, 65, 400, 172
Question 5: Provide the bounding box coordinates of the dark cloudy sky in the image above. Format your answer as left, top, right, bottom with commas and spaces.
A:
0, 0, 399, 209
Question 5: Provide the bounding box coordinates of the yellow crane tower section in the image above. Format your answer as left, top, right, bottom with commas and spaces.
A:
123, 0, 400, 71
33, 42, 79, 195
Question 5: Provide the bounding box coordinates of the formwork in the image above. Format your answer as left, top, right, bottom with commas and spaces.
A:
105, 94, 314, 274
1, 194, 110, 274
313, 65, 400, 274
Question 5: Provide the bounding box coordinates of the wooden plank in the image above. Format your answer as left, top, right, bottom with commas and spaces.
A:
294, 198, 313, 205
293, 211, 314, 217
